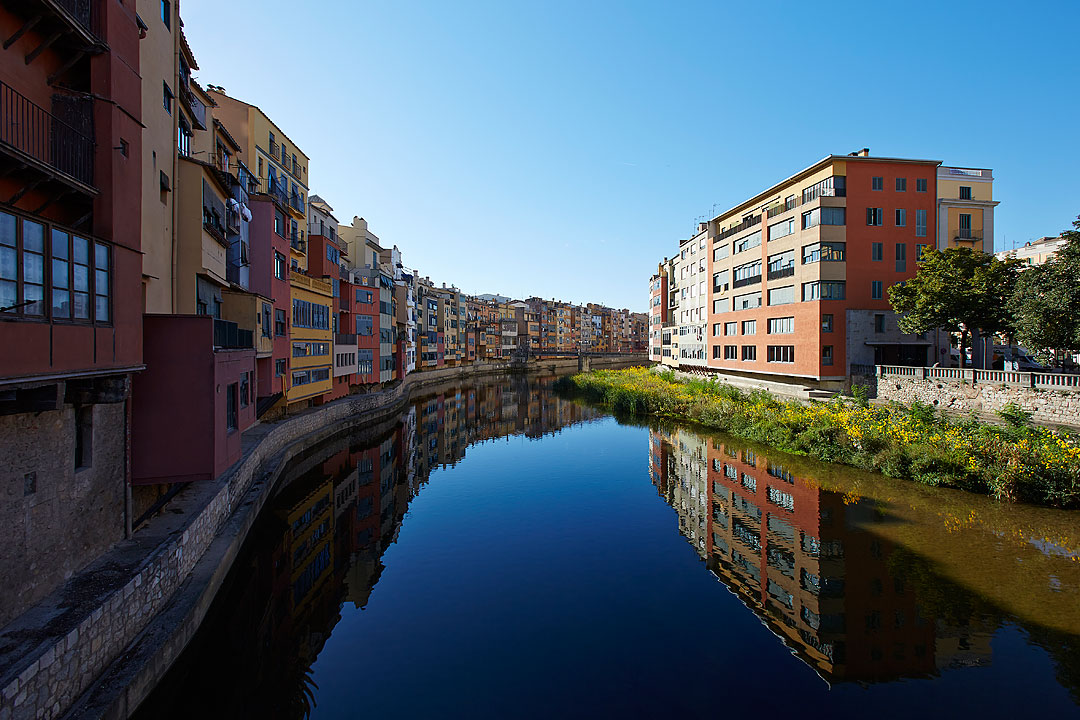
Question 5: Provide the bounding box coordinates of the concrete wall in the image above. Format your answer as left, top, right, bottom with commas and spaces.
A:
0, 355, 646, 720
0, 403, 126, 628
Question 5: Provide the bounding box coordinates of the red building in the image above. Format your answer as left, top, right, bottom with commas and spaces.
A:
249, 194, 292, 402
0, 0, 145, 621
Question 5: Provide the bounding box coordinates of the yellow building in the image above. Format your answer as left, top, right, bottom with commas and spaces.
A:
288, 274, 334, 407
937, 167, 997, 253
206, 88, 311, 270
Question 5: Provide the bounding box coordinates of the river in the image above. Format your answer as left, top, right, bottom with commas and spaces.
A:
134, 374, 1080, 719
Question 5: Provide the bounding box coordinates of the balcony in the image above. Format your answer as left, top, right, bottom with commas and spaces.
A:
213, 318, 254, 349
716, 214, 762, 241
767, 196, 801, 219
0, 80, 95, 191
767, 266, 795, 281
335, 332, 357, 345
269, 140, 280, 159
732, 274, 761, 289
289, 231, 306, 253
289, 190, 305, 214
954, 229, 980, 242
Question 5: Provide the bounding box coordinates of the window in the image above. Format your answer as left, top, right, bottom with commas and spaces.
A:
712, 323, 723, 337
355, 288, 373, 304
292, 341, 330, 357
871, 281, 883, 299
767, 250, 795, 279
163, 82, 173, 114
872, 176, 883, 191
93, 243, 110, 322
275, 358, 286, 377
358, 349, 374, 375
874, 314, 885, 332
712, 345, 723, 359
822, 345, 834, 365
291, 367, 331, 387
733, 291, 761, 311
896, 243, 907, 272
802, 176, 845, 203
822, 314, 833, 332
239, 372, 250, 408
713, 244, 729, 262
866, 208, 883, 226
292, 299, 330, 329
802, 206, 846, 230
274, 308, 286, 336
959, 186, 972, 200
74, 406, 93, 470
768, 285, 795, 306
177, 120, 191, 157
802, 281, 845, 301
724, 345, 738, 360
768, 218, 795, 241
895, 177, 906, 192
356, 314, 374, 335
802, 241, 845, 264
872, 242, 883, 261
274, 210, 285, 237
742, 320, 756, 335
915, 243, 927, 261
915, 209, 927, 237
226, 383, 238, 431
742, 345, 757, 361
713, 270, 729, 293
958, 213, 973, 239
767, 345, 794, 363
916, 178, 927, 192
725, 321, 737, 336
734, 231, 761, 254
274, 251, 285, 280
261, 303, 272, 338
895, 209, 906, 227
733, 260, 761, 288
768, 317, 794, 334
161, 0, 171, 28
327, 244, 339, 264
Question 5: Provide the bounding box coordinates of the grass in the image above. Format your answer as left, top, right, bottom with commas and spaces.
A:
554, 367, 1080, 508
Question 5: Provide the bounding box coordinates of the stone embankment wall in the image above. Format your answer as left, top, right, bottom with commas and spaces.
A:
0, 356, 646, 720
868, 366, 1080, 428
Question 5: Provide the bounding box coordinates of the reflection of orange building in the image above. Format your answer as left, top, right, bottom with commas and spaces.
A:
646, 427, 992, 685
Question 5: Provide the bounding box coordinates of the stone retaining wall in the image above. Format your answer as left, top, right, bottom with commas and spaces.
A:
0, 356, 645, 720
873, 373, 1080, 428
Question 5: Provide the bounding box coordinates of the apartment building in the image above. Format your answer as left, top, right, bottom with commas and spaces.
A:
996, 235, 1068, 266
0, 0, 144, 622
937, 167, 997, 253
655, 150, 995, 382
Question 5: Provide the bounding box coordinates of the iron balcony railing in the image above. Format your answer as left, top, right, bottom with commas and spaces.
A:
0, 80, 95, 187
289, 232, 306, 253
716, 213, 762, 241
269, 140, 280, 159
265, 179, 289, 208
335, 332, 357, 345
55, 0, 102, 39
767, 196, 801, 219
289, 190, 305, 213
214, 318, 254, 350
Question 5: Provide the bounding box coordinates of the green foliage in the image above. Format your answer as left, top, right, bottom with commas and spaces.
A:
1009, 217, 1080, 365
889, 247, 1021, 363
850, 383, 870, 408
557, 368, 1080, 508
997, 402, 1032, 430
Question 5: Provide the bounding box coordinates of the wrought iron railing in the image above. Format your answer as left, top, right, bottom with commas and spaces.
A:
0, 81, 95, 186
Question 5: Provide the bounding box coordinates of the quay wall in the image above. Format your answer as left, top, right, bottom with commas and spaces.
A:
0, 355, 646, 720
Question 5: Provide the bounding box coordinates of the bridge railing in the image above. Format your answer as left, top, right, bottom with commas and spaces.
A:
875, 365, 1080, 392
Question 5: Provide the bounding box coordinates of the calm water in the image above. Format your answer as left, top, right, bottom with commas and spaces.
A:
136, 374, 1080, 719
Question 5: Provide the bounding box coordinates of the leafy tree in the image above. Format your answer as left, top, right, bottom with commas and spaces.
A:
1010, 217, 1080, 367
888, 247, 1021, 367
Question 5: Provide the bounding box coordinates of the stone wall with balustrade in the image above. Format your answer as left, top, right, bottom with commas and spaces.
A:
871, 366, 1080, 428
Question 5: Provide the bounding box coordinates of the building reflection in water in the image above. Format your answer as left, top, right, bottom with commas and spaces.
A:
649, 425, 999, 686
135, 375, 602, 719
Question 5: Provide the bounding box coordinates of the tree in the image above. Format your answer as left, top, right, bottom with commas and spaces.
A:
888, 247, 1021, 367
1010, 217, 1080, 367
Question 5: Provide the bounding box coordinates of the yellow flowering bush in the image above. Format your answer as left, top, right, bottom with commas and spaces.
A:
555, 367, 1080, 508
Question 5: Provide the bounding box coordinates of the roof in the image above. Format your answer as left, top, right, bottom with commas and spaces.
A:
207, 89, 310, 164
708, 153, 942, 226
212, 119, 241, 152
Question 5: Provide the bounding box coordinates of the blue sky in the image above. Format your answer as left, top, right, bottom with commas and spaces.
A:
182, 0, 1080, 311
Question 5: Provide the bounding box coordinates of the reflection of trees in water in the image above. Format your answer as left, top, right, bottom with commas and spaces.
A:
888, 546, 1080, 703
134, 375, 602, 720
